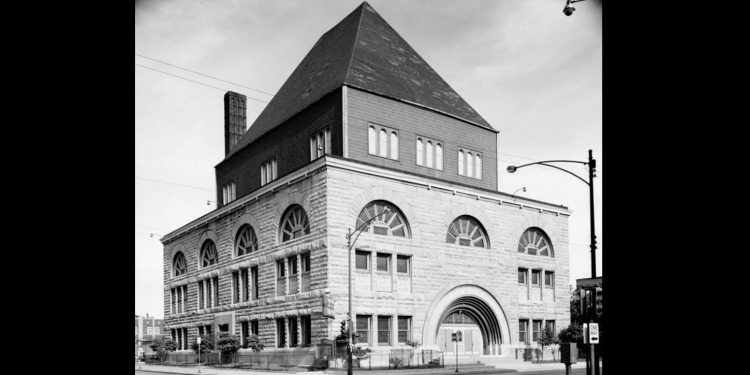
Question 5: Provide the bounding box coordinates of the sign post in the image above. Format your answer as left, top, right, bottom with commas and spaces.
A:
452, 332, 462, 373
197, 336, 202, 374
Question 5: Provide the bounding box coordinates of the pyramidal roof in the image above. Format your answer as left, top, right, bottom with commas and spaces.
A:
225, 1, 495, 160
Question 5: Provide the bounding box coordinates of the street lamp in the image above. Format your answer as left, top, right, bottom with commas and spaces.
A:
563, 0, 586, 16
507, 150, 598, 375
506, 150, 597, 278
345, 208, 391, 375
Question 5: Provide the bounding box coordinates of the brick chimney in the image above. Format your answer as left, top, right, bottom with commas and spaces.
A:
224, 91, 247, 156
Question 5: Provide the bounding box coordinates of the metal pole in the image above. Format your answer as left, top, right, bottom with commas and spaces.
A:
588, 149, 596, 278
348, 228, 353, 375
455, 341, 458, 372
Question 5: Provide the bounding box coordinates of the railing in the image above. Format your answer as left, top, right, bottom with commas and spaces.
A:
326, 346, 444, 370
148, 351, 316, 370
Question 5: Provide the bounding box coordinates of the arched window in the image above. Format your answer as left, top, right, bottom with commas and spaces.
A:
280, 205, 310, 242
458, 150, 464, 175
356, 201, 409, 237
518, 228, 553, 257
467, 152, 473, 178
201, 240, 218, 268
390, 132, 398, 159
368, 126, 377, 154
173, 252, 186, 277
426, 141, 433, 168
379, 129, 387, 156
236, 225, 258, 257
436, 144, 443, 170
446, 216, 488, 248
416, 139, 424, 166
475, 154, 482, 179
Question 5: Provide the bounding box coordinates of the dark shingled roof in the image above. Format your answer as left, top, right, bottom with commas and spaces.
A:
225, 1, 495, 160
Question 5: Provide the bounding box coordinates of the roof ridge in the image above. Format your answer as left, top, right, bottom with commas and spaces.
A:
343, 2, 367, 85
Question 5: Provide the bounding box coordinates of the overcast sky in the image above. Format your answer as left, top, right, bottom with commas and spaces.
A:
135, 0, 602, 318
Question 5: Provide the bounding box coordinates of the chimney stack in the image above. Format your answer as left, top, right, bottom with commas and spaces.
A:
224, 91, 247, 155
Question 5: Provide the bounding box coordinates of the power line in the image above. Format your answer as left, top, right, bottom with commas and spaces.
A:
136, 53, 275, 97
135, 64, 270, 104
135, 58, 599, 176
136, 176, 215, 192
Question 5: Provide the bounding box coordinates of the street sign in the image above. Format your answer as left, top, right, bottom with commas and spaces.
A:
589, 323, 599, 344
451, 331, 463, 342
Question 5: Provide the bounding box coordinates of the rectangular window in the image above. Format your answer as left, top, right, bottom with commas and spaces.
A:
277, 259, 286, 296
356, 315, 371, 345
310, 127, 331, 161
458, 148, 482, 179
378, 316, 391, 345
518, 268, 527, 284
532, 320, 542, 342
206, 281, 212, 309
544, 271, 554, 287
416, 137, 443, 170
232, 272, 240, 303
301, 253, 311, 293
301, 315, 312, 346
183, 327, 188, 350
154, 327, 160, 335
376, 253, 390, 272
289, 316, 299, 347
147, 326, 153, 335
531, 270, 540, 286
213, 277, 219, 306
241, 321, 249, 347
199, 326, 204, 336
545, 320, 555, 334
519, 320, 528, 344
277, 318, 286, 348
396, 255, 410, 274
397, 316, 411, 344
251, 320, 259, 336
171, 289, 176, 314
355, 251, 370, 271
368, 124, 399, 160
241, 269, 249, 302
289, 256, 299, 295
252, 267, 259, 300
261, 157, 278, 186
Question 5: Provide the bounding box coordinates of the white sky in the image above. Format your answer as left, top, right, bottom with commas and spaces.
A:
135, 0, 602, 318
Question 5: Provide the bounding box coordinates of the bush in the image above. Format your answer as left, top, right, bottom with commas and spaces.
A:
190, 334, 215, 354
244, 333, 264, 352
148, 337, 177, 361
216, 334, 242, 355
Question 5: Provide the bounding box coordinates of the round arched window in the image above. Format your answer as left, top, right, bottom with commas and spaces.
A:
280, 205, 310, 242
201, 240, 218, 267
236, 225, 258, 257
446, 216, 488, 248
356, 201, 409, 237
173, 252, 186, 277
518, 228, 553, 257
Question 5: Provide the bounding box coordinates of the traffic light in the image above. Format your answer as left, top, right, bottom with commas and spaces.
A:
579, 288, 587, 316
595, 287, 603, 316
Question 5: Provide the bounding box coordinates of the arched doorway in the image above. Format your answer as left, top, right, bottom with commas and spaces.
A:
423, 284, 510, 356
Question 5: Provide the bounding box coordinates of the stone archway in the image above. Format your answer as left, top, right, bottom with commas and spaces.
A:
422, 284, 510, 356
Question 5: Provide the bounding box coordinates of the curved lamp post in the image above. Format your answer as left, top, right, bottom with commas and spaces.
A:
345, 208, 391, 375
506, 149, 597, 278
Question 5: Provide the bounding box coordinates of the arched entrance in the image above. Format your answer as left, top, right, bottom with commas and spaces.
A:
423, 284, 510, 356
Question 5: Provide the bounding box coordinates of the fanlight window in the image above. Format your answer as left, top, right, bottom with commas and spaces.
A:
201, 240, 218, 267
173, 252, 186, 277
281, 205, 310, 242
356, 201, 408, 237
518, 228, 553, 257
236, 225, 258, 257
446, 216, 488, 248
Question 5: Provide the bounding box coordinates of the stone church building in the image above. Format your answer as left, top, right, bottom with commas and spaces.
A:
161, 2, 571, 360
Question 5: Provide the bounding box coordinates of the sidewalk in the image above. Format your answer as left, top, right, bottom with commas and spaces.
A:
136, 360, 594, 375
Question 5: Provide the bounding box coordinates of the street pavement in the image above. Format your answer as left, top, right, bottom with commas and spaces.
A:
135, 359, 597, 375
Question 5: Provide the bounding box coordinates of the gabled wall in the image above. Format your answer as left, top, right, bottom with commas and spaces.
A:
345, 87, 498, 191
